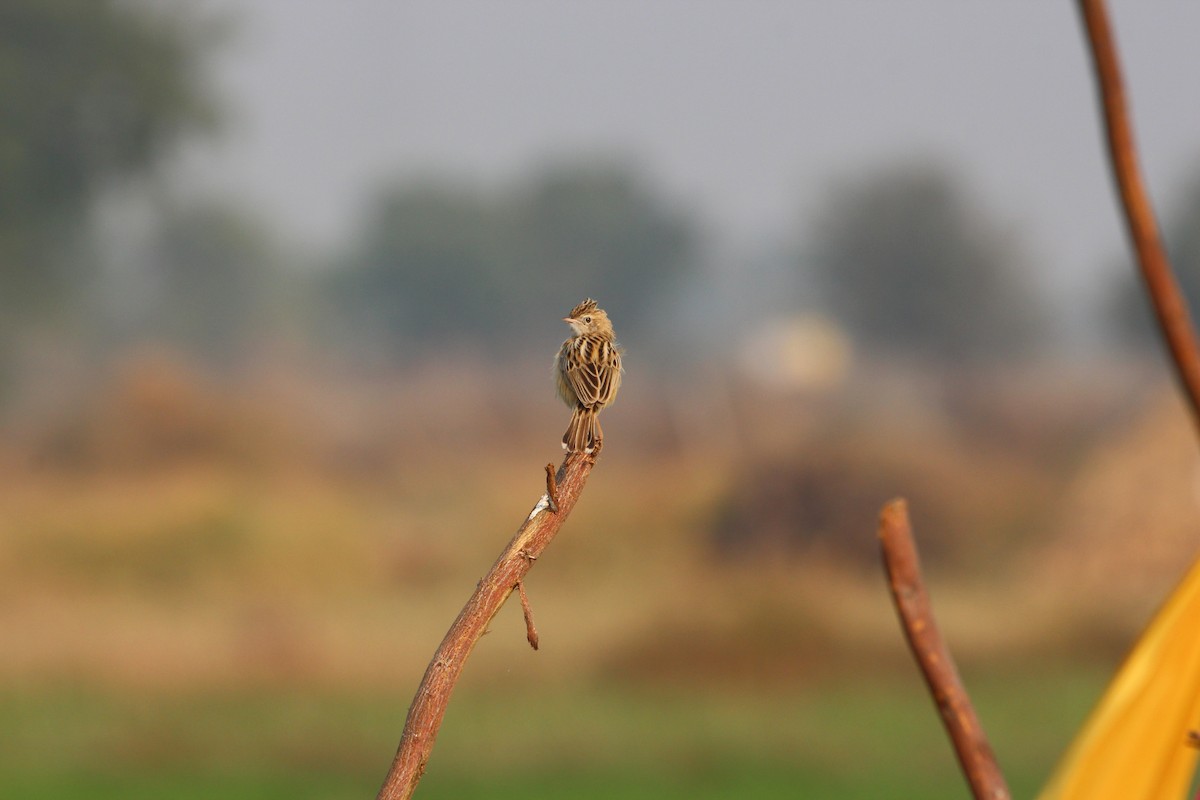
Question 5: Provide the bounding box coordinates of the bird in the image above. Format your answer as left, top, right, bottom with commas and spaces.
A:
554, 298, 623, 454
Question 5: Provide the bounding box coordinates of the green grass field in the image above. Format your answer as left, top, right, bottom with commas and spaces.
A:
1, 663, 1109, 799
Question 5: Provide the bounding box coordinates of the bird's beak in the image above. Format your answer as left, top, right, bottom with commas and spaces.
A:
562, 317, 574, 324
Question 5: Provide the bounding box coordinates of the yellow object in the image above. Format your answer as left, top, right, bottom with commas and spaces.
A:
1039, 553, 1200, 800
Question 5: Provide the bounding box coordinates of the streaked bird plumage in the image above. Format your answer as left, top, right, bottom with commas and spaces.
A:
554, 298, 623, 453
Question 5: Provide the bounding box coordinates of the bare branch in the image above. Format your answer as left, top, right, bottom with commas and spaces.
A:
878, 499, 1011, 800
375, 453, 595, 800
1077, 0, 1200, 432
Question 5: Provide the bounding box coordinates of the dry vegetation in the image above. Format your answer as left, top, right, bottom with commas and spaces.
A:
1, 348, 1195, 697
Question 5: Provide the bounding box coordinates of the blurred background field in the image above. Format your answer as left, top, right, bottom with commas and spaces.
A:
4, 2, 1200, 798
1, 352, 1195, 797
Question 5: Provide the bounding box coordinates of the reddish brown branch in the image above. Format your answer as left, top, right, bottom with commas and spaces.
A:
878, 499, 1011, 800
1078, 0, 1200, 431
375, 453, 595, 800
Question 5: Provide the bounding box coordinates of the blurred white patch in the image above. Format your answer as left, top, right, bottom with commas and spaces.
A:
737, 315, 852, 393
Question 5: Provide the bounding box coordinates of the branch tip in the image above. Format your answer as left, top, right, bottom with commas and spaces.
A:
878, 501, 1011, 800
878, 498, 910, 540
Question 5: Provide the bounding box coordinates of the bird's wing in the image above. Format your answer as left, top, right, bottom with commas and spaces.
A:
594, 348, 621, 406
565, 358, 605, 407
565, 338, 621, 408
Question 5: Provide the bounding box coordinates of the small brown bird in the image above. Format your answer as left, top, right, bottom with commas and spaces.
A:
555, 298, 623, 453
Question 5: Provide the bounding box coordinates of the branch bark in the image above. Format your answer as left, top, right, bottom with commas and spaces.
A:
1077, 0, 1200, 432
375, 452, 596, 800
878, 499, 1011, 800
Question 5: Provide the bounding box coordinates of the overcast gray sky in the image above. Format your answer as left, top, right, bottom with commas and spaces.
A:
179, 1, 1200, 296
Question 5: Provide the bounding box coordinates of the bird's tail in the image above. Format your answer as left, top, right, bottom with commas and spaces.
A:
563, 407, 601, 454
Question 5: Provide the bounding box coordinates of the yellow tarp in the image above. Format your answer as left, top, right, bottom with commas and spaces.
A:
1039, 553, 1200, 800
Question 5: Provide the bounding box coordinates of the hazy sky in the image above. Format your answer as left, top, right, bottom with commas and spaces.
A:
181, 1, 1200, 296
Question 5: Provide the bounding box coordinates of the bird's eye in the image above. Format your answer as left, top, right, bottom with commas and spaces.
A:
583, 316, 592, 323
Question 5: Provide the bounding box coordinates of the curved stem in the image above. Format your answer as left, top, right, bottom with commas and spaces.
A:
1078, 0, 1200, 431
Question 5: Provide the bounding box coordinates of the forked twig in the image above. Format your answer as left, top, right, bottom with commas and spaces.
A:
1077, 0, 1200, 431
517, 580, 539, 650
878, 499, 1011, 800
545, 462, 560, 512
375, 453, 595, 800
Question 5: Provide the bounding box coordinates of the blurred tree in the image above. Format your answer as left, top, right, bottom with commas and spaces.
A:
514, 161, 696, 334
140, 201, 278, 364
330, 183, 513, 347
0, 0, 216, 317
1105, 170, 1200, 349
330, 160, 697, 352
806, 161, 1046, 363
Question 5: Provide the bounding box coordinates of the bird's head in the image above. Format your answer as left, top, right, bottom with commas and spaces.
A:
563, 298, 613, 336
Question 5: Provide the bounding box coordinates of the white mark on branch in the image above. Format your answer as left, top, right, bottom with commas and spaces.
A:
528, 494, 551, 520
